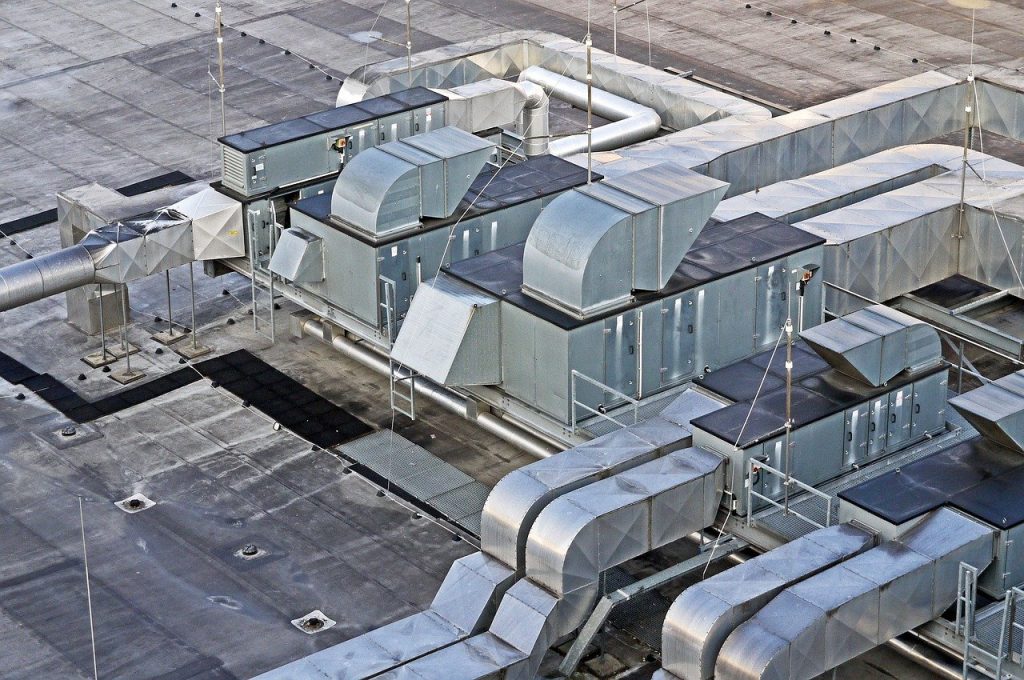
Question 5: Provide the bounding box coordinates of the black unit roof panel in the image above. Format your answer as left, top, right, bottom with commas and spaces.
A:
290, 155, 593, 248
445, 212, 824, 331
220, 87, 448, 152
839, 436, 1024, 527
691, 351, 944, 448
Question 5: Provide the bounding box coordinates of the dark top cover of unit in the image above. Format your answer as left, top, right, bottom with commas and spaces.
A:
691, 340, 946, 449
289, 154, 596, 247
444, 213, 825, 331
839, 435, 1024, 528
219, 87, 449, 153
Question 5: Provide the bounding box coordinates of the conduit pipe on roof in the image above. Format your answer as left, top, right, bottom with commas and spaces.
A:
518, 66, 662, 157
299, 317, 559, 458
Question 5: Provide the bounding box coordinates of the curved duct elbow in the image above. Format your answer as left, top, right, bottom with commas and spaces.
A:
522, 162, 727, 318
518, 66, 662, 157
515, 80, 550, 156
0, 245, 96, 312
330, 126, 495, 237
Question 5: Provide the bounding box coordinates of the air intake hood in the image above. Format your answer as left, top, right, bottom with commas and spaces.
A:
949, 370, 1024, 454
330, 126, 493, 238
800, 304, 941, 387
521, 162, 728, 319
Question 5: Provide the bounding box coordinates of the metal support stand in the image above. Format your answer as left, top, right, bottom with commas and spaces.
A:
153, 270, 186, 345
82, 283, 119, 368
111, 283, 144, 384
177, 263, 212, 359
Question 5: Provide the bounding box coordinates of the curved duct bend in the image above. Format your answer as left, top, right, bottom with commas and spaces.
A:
659, 523, 874, 680
518, 66, 662, 157
715, 507, 995, 680
515, 80, 550, 156
0, 245, 96, 312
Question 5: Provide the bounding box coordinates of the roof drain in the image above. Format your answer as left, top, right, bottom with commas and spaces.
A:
518, 66, 662, 157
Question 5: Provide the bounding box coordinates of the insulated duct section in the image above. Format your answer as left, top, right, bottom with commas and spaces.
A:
715, 507, 995, 680
330, 126, 494, 237
0, 194, 243, 313
949, 369, 1024, 454
656, 523, 874, 680
0, 245, 96, 312
256, 390, 725, 680
800, 304, 941, 387
521, 162, 728, 318
387, 446, 726, 680
518, 66, 662, 157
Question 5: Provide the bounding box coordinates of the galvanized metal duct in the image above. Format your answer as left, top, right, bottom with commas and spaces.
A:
252, 551, 515, 680
949, 369, 1024, 454
0, 199, 242, 313
481, 388, 724, 572
516, 80, 549, 157
518, 66, 662, 157
659, 523, 874, 680
521, 162, 727, 318
800, 304, 941, 387
0, 245, 95, 312
715, 507, 995, 680
330, 126, 494, 238
387, 446, 726, 680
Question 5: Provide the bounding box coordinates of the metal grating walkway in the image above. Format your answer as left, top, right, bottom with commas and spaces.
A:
338, 430, 490, 535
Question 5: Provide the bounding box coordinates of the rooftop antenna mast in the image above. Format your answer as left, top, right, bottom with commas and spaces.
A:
586, 33, 594, 184
215, 0, 226, 136
405, 0, 413, 87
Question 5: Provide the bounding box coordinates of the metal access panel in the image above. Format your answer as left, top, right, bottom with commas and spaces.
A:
911, 370, 948, 439
867, 396, 889, 459
659, 290, 700, 388
414, 102, 445, 134
712, 271, 757, 367
981, 524, 1024, 597
377, 112, 415, 144
887, 385, 915, 450
603, 311, 639, 401
754, 263, 790, 351
792, 412, 846, 486
844, 403, 871, 467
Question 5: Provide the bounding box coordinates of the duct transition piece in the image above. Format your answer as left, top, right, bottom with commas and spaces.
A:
330, 125, 494, 237
521, 162, 728, 318
800, 304, 941, 387
949, 369, 1024, 454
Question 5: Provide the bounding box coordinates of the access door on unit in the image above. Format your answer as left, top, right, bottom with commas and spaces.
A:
843, 403, 870, 467
911, 371, 948, 439
886, 386, 915, 450
752, 437, 787, 512
604, 312, 638, 401
660, 292, 698, 387
867, 397, 889, 458
754, 263, 790, 352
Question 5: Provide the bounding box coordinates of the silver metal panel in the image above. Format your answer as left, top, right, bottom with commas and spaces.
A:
866, 396, 889, 459
896, 507, 996, 617
911, 370, 948, 439
844, 402, 871, 467
787, 565, 879, 671
268, 227, 324, 283
524, 447, 723, 596
949, 370, 1024, 453
521, 189, 633, 317
431, 552, 517, 634
714, 620, 792, 680
332, 148, 420, 234
172, 188, 244, 260
886, 385, 915, 450
391, 274, 501, 386
659, 387, 727, 429
841, 542, 934, 642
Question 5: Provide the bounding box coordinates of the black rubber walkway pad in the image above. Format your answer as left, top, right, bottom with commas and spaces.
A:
0, 350, 201, 422
194, 350, 371, 448
117, 170, 195, 197
0, 349, 368, 448
0, 209, 59, 237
